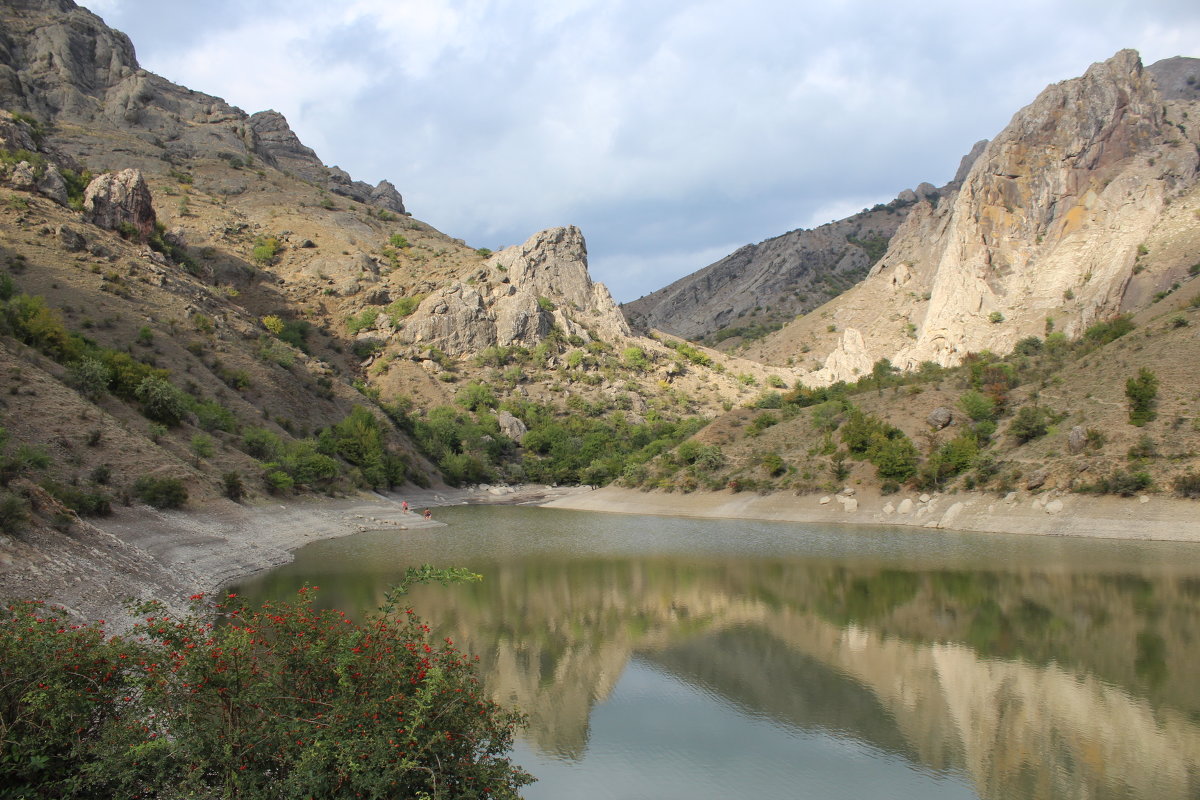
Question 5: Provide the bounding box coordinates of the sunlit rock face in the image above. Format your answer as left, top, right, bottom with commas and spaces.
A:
398, 226, 632, 356
784, 51, 1200, 384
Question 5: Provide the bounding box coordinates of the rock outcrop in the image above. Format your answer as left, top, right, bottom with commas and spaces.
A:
398, 226, 631, 356
82, 168, 156, 241
751, 51, 1200, 384
0, 0, 406, 215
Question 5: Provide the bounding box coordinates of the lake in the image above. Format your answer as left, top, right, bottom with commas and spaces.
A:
231, 505, 1200, 799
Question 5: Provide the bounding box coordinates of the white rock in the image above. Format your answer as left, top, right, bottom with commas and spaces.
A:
842, 498, 858, 512
1138, 495, 1150, 504
939, 501, 965, 528
919, 494, 931, 503
897, 499, 914, 514
1045, 499, 1064, 514
1004, 492, 1018, 503
883, 502, 895, 514
818, 496, 831, 505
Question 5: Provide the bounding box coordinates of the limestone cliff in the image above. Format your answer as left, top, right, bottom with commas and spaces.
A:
746, 50, 1200, 383
396, 226, 631, 357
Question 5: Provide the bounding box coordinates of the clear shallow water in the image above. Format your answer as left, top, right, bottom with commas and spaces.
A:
232, 506, 1200, 799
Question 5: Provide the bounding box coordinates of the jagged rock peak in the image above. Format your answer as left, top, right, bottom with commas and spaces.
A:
788, 48, 1200, 385
397, 226, 631, 357
0, 0, 139, 118
953, 140, 989, 183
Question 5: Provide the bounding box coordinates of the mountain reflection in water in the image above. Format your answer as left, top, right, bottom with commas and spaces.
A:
232, 506, 1200, 800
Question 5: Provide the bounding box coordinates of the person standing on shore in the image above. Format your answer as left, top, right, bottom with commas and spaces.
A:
402, 501, 409, 513
423, 508, 432, 520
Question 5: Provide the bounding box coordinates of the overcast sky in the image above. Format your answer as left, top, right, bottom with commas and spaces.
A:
83, 1, 1200, 302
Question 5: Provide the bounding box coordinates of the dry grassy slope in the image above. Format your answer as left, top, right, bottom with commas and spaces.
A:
690, 280, 1200, 496
1, 109, 805, 510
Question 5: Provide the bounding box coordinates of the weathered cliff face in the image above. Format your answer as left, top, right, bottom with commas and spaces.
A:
748, 51, 1200, 383
0, 0, 403, 213
396, 226, 631, 356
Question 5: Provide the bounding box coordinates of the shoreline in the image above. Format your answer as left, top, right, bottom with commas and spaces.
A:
5, 481, 1198, 630
0, 484, 586, 631
543, 485, 1200, 542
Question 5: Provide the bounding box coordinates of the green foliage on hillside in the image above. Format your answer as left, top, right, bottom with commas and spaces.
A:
0, 580, 531, 798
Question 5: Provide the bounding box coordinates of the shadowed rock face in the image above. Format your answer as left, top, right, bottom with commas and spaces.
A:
0, 0, 404, 214
398, 226, 631, 356
623, 202, 914, 343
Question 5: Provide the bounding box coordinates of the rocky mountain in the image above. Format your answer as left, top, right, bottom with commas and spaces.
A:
621, 166, 980, 349
0, 0, 801, 537
0, 0, 404, 212
745, 50, 1200, 383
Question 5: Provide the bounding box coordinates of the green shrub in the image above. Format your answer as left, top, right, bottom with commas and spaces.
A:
761, 451, 787, 477
134, 376, 189, 426
958, 391, 996, 423
1081, 469, 1152, 496
1085, 314, 1135, 345
537, 296, 556, 312
190, 397, 238, 433
1009, 405, 1051, 444
622, 346, 650, 372
0, 574, 532, 799
386, 294, 425, 323
1173, 472, 1200, 499
189, 433, 214, 459
1125, 368, 1158, 426
263, 468, 295, 494
67, 357, 112, 401
222, 471, 245, 501
0, 492, 28, 534
251, 235, 282, 265
132, 475, 188, 508
457, 381, 498, 412
870, 435, 919, 482
346, 308, 380, 334
41, 481, 111, 516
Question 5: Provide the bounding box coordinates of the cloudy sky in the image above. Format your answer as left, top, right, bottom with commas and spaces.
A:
84, 0, 1200, 302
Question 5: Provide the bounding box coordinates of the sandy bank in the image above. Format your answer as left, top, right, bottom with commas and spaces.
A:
0, 484, 584, 630
543, 485, 1200, 542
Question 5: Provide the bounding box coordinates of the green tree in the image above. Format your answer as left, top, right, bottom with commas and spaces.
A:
1009, 405, 1051, 443
1125, 368, 1158, 426
134, 377, 189, 426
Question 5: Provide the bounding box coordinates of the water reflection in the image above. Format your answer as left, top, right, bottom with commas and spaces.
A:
233, 506, 1200, 800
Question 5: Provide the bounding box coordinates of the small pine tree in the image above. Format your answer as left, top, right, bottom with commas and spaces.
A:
1125, 368, 1158, 426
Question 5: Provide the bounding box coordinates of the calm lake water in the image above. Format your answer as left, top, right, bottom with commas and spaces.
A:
231, 505, 1200, 800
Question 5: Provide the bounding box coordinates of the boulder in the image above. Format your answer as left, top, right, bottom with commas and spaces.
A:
7, 160, 36, 191
1025, 469, 1048, 491
83, 168, 156, 242
0, 111, 37, 152
56, 225, 86, 252
927, 406, 953, 430
1067, 425, 1087, 455
497, 410, 528, 443
36, 164, 68, 206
